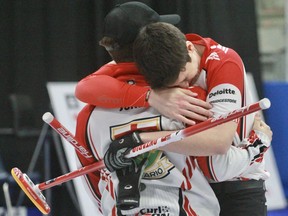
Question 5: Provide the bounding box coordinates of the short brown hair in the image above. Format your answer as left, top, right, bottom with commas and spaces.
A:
133, 22, 191, 89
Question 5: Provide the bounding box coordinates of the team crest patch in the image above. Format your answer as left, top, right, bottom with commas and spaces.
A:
135, 150, 174, 179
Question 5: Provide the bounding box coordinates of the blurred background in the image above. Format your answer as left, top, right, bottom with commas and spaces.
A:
0, 0, 287, 215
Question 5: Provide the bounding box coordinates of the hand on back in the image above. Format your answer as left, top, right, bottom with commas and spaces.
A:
148, 87, 213, 125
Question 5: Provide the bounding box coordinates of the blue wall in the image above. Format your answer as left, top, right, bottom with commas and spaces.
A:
264, 82, 288, 197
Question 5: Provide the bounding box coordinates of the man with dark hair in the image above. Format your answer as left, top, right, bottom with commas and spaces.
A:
74, 2, 272, 216
132, 22, 271, 216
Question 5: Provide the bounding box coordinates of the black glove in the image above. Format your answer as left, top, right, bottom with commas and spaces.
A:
116, 158, 147, 213
104, 131, 143, 172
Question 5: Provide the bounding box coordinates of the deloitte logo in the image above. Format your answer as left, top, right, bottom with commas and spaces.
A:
208, 88, 235, 98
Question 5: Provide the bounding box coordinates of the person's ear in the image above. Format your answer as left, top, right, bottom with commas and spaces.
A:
186, 41, 194, 51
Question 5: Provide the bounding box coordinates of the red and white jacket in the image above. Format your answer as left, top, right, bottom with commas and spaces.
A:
75, 98, 218, 216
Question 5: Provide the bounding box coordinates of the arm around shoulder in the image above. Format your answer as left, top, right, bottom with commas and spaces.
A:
75, 74, 150, 107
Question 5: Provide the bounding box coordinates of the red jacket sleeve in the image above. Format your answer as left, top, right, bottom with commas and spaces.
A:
75, 74, 150, 108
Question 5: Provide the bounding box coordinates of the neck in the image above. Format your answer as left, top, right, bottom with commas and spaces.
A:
194, 44, 205, 56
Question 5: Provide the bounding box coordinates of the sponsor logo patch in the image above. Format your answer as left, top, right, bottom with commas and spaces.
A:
205, 52, 220, 64
140, 205, 171, 215
208, 88, 235, 98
